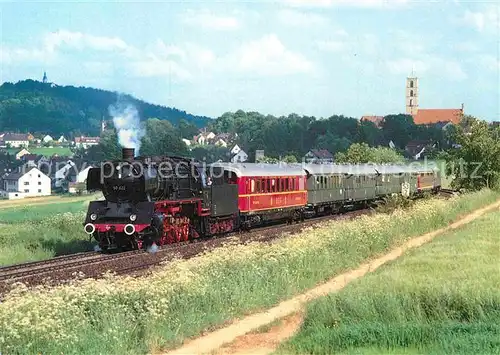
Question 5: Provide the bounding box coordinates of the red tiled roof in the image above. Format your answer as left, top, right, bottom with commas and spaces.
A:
413, 109, 463, 125
75, 136, 100, 143
360, 115, 384, 127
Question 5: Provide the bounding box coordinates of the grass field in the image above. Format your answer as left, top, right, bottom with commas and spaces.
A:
0, 189, 498, 354
0, 194, 102, 266
5, 146, 73, 156
277, 207, 500, 354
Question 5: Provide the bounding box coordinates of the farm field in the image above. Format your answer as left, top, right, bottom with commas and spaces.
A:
0, 193, 102, 266
0, 189, 498, 354
277, 205, 500, 354
5, 146, 73, 156
0, 193, 100, 209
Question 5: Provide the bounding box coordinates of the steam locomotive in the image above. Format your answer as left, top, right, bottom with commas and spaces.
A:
83, 148, 441, 251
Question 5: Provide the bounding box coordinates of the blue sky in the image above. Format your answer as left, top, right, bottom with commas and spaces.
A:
0, 0, 498, 121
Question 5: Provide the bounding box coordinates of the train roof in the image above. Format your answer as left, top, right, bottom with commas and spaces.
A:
210, 162, 306, 177
300, 163, 440, 176
300, 163, 378, 175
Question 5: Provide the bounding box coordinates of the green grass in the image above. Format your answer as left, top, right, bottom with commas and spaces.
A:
0, 198, 98, 266
6, 146, 72, 156
0, 190, 498, 354
277, 206, 500, 355
0, 200, 90, 223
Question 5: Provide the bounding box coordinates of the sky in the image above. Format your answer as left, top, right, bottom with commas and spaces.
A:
0, 0, 499, 121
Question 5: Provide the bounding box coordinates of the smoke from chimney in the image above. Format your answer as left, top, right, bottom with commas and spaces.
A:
108, 96, 145, 156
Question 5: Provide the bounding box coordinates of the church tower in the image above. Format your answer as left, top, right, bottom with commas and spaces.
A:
405, 72, 418, 115
43, 71, 48, 83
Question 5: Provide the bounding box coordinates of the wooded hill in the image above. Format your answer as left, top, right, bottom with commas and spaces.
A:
0, 79, 211, 136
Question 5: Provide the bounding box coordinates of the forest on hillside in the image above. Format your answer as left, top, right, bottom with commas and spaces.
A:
0, 80, 211, 137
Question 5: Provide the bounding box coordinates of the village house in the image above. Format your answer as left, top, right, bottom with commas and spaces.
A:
1, 166, 51, 199
405, 140, 437, 160
57, 135, 68, 143
50, 159, 93, 188
74, 136, 100, 149
214, 137, 228, 147
15, 148, 30, 160
360, 115, 384, 128
0, 133, 30, 148
193, 131, 216, 145
42, 135, 53, 143
231, 149, 248, 163
230, 144, 242, 155
22, 154, 48, 168
304, 149, 334, 164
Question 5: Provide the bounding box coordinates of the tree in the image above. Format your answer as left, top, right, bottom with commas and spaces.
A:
190, 145, 229, 163
282, 155, 298, 163
356, 120, 384, 146
442, 115, 500, 190
140, 118, 188, 157
178, 119, 199, 139
335, 143, 373, 163
381, 114, 415, 149
335, 143, 405, 164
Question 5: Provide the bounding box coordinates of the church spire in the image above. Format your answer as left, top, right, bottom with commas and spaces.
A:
43, 71, 48, 83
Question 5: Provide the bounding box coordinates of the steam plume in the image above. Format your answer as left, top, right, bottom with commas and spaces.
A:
108, 97, 145, 156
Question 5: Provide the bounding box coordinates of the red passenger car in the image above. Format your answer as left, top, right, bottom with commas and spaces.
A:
211, 163, 307, 226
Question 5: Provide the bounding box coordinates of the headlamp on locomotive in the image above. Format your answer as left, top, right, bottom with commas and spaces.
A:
83, 148, 160, 250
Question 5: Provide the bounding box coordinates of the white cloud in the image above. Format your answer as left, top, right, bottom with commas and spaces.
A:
457, 4, 500, 34
129, 58, 192, 80
277, 8, 329, 26
83, 61, 114, 75
316, 40, 346, 52
43, 30, 130, 53
451, 41, 479, 53
386, 58, 429, 75
1, 30, 218, 82
477, 55, 500, 72
316, 32, 378, 56
129, 40, 216, 80
282, 0, 409, 8
229, 34, 314, 76
0, 47, 48, 65
386, 56, 467, 81
181, 9, 240, 30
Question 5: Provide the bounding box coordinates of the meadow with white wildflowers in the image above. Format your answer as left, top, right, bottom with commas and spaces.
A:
0, 189, 499, 354
0, 198, 96, 266
278, 202, 500, 354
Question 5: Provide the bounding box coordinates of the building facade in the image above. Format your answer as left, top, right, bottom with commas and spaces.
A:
1, 167, 51, 199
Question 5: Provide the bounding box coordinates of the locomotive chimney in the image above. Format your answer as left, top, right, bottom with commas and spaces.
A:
122, 148, 135, 160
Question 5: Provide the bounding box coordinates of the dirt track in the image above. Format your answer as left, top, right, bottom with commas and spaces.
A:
163, 200, 500, 355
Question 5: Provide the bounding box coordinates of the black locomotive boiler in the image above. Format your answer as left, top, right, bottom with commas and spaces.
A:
83, 148, 238, 251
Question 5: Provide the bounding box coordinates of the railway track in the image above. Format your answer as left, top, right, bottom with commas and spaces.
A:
438, 188, 460, 197
0, 208, 371, 296
0, 250, 143, 283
